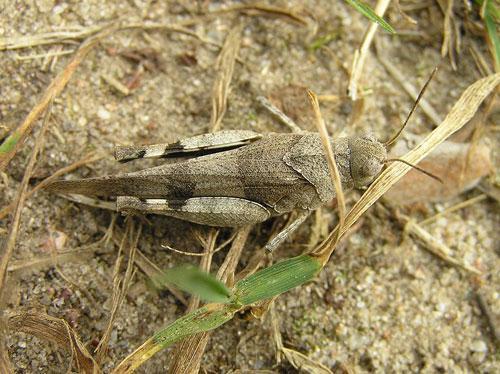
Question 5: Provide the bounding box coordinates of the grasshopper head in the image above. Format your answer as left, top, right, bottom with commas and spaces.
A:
349, 134, 387, 188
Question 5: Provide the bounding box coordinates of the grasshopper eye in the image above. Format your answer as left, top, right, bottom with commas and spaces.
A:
349, 136, 387, 189
357, 159, 383, 186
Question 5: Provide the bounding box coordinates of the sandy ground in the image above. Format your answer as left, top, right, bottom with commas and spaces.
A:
1, 1, 499, 373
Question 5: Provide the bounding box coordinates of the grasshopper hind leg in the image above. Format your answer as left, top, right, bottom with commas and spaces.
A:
117, 196, 271, 227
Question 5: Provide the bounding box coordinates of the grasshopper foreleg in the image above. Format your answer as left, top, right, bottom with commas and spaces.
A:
257, 96, 303, 133
264, 210, 310, 252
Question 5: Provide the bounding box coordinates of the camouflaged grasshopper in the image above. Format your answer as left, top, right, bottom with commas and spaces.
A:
47, 124, 387, 251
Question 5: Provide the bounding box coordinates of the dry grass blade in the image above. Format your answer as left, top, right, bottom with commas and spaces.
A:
307, 90, 345, 248
0, 152, 102, 220
162, 231, 236, 257
188, 229, 218, 310
8, 311, 99, 373
0, 105, 53, 309
3, 21, 237, 66
95, 220, 140, 364
216, 226, 251, 284
210, 25, 243, 132
402, 216, 481, 274
438, 0, 458, 70
0, 25, 116, 171
0, 24, 107, 50
101, 73, 131, 96
0, 315, 13, 372
314, 73, 500, 261
0, 21, 205, 51
470, 43, 494, 77
348, 0, 392, 100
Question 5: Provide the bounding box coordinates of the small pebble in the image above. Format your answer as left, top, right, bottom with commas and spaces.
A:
470, 340, 487, 353
97, 107, 111, 120
35, 0, 54, 13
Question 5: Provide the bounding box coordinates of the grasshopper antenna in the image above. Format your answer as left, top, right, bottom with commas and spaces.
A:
384, 66, 439, 147
385, 158, 443, 184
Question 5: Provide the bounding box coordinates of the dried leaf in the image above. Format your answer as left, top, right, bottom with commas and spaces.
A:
8, 311, 99, 373
385, 136, 492, 205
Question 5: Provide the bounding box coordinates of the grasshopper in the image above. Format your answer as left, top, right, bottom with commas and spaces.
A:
46, 126, 386, 251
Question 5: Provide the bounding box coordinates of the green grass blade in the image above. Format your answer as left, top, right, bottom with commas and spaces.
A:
153, 304, 237, 348
484, 10, 500, 71
474, 0, 500, 20
119, 255, 322, 370
0, 132, 21, 154
233, 254, 322, 305
157, 265, 232, 303
309, 32, 340, 51
345, 0, 396, 34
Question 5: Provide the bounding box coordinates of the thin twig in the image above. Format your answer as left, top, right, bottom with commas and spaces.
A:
7, 248, 95, 273
257, 96, 303, 133
101, 73, 131, 96
469, 44, 493, 77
